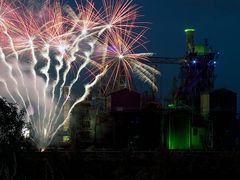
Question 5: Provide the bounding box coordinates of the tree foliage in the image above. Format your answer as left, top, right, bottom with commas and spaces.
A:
0, 98, 26, 151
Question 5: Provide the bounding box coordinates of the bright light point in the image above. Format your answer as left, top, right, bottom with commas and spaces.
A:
22, 128, 30, 138
28, 38, 33, 46
44, 128, 47, 137
40, 148, 45, 152
82, 28, 88, 35
184, 28, 195, 32
45, 43, 50, 49
118, 54, 124, 59
57, 44, 69, 54
106, 24, 112, 29
88, 42, 94, 48
84, 51, 90, 57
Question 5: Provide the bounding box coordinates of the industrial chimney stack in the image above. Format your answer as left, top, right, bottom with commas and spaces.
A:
185, 28, 195, 53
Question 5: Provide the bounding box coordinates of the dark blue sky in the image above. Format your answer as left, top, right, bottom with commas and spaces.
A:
134, 0, 240, 89
133, 0, 240, 110
65, 0, 240, 110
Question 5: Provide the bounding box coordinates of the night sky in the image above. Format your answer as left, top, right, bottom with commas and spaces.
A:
65, 0, 240, 111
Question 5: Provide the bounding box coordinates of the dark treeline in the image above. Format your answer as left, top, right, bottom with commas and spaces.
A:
1, 151, 240, 180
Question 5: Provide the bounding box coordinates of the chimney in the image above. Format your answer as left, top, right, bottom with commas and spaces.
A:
184, 28, 195, 53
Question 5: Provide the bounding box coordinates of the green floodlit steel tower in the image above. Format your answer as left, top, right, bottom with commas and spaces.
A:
185, 28, 195, 53
166, 28, 215, 150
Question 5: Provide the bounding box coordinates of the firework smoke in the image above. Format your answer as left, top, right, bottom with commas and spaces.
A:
0, 0, 159, 150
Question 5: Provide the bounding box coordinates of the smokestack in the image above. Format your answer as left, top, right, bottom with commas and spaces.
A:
184, 28, 195, 53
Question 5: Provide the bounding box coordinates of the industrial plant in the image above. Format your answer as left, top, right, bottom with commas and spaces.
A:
1, 0, 240, 179
54, 28, 237, 151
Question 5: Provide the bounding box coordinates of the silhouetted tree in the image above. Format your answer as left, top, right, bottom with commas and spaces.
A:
0, 98, 28, 179
0, 97, 26, 151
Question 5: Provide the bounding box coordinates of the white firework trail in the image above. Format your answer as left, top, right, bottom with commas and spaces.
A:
51, 30, 100, 125
0, 0, 159, 151
51, 51, 91, 130
0, 47, 28, 111
48, 47, 65, 122
0, 21, 32, 116
53, 42, 79, 119
47, 66, 108, 148
40, 43, 51, 122
29, 38, 42, 126
132, 62, 159, 91
0, 79, 16, 103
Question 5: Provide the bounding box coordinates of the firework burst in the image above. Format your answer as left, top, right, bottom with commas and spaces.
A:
0, 0, 159, 150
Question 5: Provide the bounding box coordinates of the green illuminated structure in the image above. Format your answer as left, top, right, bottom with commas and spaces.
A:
166, 109, 206, 150
185, 28, 195, 53
168, 103, 177, 109
165, 28, 213, 150
184, 28, 195, 33
167, 110, 191, 149
191, 127, 205, 149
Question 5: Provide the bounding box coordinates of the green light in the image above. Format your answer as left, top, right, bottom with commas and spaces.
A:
167, 113, 191, 150
191, 127, 205, 149
195, 45, 212, 55
168, 103, 176, 109
184, 28, 195, 33
63, 136, 70, 143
